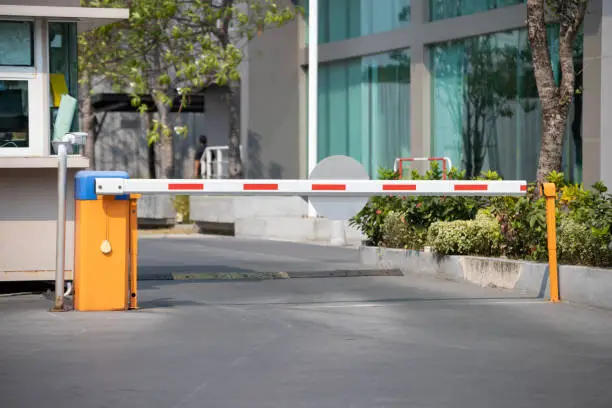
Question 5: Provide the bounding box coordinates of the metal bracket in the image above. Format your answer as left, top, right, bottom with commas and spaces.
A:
96, 178, 126, 195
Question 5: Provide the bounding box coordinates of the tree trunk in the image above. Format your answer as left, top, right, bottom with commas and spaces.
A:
536, 106, 567, 182
154, 98, 174, 179
143, 112, 157, 179
526, 0, 585, 186
227, 80, 243, 179
79, 76, 96, 169
148, 143, 157, 179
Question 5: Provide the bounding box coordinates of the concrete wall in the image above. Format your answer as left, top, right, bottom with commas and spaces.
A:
360, 247, 612, 310
243, 1, 303, 179
586, 0, 612, 188
0, 168, 79, 281
601, 0, 612, 187
93, 87, 228, 178
190, 196, 366, 245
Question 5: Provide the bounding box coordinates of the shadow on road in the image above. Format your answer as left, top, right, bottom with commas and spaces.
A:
136, 297, 204, 309
139, 264, 259, 275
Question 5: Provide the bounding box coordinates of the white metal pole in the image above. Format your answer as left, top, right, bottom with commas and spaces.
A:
216, 148, 223, 179
53, 142, 68, 311
205, 149, 212, 179
307, 0, 318, 218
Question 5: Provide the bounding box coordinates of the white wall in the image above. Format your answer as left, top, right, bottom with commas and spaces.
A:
0, 168, 78, 280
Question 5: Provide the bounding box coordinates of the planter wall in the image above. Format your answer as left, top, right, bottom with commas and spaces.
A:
190, 196, 366, 245
137, 195, 176, 228
360, 246, 612, 310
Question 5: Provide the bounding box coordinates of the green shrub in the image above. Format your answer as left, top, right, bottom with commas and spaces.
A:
381, 211, 427, 249
171, 195, 190, 223
349, 167, 403, 245
352, 163, 612, 268
426, 210, 503, 257
350, 162, 480, 245
558, 217, 612, 267
487, 193, 549, 261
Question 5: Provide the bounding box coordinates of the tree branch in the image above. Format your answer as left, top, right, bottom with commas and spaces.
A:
526, 0, 559, 101
558, 1, 587, 106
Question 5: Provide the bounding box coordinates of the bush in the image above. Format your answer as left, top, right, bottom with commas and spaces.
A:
381, 211, 427, 249
350, 162, 480, 246
426, 210, 503, 257
351, 162, 612, 268
487, 190, 549, 262
558, 217, 612, 268
349, 168, 401, 245
171, 195, 190, 223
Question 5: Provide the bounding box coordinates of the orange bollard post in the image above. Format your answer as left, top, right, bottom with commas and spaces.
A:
542, 183, 560, 303
129, 194, 140, 310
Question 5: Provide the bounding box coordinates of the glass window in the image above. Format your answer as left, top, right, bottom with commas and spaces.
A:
310, 49, 411, 177
302, 0, 410, 45
430, 26, 583, 182
430, 0, 523, 22
49, 22, 79, 143
0, 80, 29, 149
0, 21, 34, 66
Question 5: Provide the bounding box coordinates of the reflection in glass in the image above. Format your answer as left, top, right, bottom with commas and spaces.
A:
430, 27, 583, 182
315, 49, 411, 177
0, 80, 29, 148
0, 21, 33, 66
302, 0, 410, 45
49, 22, 79, 148
430, 0, 523, 21
49, 22, 78, 99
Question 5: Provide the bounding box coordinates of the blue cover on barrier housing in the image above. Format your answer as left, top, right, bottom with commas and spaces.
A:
75, 170, 130, 201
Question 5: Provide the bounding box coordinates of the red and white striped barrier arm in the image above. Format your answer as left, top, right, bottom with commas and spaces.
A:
95, 178, 528, 197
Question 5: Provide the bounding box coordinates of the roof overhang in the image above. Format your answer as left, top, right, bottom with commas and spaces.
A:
92, 93, 206, 114
0, 5, 129, 32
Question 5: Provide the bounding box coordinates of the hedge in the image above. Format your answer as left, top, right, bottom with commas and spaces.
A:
349, 164, 612, 268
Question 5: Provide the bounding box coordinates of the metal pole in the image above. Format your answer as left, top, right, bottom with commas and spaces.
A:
543, 183, 560, 303
129, 194, 140, 310
53, 142, 68, 311
307, 0, 318, 217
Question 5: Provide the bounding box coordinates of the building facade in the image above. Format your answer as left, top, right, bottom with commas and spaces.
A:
0, 0, 128, 281
241, 0, 612, 188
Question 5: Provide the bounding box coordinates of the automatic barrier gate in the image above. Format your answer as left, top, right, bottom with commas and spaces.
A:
69, 156, 528, 312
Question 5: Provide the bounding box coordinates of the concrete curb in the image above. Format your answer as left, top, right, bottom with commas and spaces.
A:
138, 269, 403, 281
359, 246, 612, 310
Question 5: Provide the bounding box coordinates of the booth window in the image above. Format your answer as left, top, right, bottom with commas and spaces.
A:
0, 21, 33, 151
49, 22, 79, 146
0, 21, 33, 66
0, 80, 29, 148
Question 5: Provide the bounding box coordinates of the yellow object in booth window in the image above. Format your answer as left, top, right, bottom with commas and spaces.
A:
50, 73, 69, 108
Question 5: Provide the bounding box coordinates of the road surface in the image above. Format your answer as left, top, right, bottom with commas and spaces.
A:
138, 235, 371, 278
1, 245, 612, 408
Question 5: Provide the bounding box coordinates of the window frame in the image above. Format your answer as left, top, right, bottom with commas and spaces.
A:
0, 18, 52, 157
0, 72, 35, 156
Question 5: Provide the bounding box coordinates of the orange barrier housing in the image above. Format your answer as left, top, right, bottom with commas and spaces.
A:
73, 171, 131, 311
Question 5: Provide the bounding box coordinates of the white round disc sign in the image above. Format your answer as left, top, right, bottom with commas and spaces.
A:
308, 155, 370, 220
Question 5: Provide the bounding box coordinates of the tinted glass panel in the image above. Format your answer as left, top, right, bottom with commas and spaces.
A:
0, 80, 29, 148
0, 21, 33, 66
302, 0, 410, 45
308, 49, 411, 177
430, 26, 584, 182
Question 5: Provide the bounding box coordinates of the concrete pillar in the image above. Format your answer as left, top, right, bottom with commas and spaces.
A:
409, 0, 431, 158
582, 0, 612, 187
